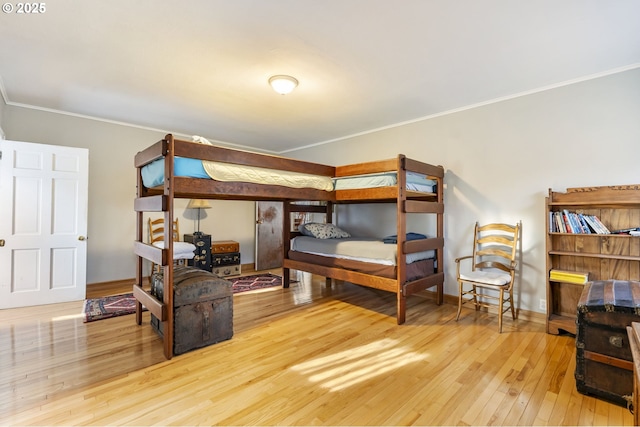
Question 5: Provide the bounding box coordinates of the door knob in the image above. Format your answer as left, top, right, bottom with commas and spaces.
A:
256, 219, 264, 224
0, 239, 4, 247
78, 236, 87, 241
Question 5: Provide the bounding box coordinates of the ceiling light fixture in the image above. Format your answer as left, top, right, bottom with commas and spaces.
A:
269, 75, 298, 95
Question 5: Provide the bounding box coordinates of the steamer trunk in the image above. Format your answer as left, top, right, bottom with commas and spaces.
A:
212, 252, 241, 267
211, 240, 240, 253
212, 264, 242, 278
151, 266, 233, 355
576, 280, 640, 407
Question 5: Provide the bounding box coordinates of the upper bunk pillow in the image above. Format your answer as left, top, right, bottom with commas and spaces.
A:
299, 223, 351, 239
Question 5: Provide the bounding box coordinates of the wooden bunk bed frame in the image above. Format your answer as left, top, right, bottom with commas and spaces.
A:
134, 134, 444, 359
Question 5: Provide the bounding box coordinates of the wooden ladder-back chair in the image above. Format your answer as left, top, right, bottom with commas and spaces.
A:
148, 217, 180, 274
148, 217, 180, 246
455, 222, 520, 333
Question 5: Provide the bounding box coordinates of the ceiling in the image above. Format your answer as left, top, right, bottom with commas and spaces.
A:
1, 0, 639, 153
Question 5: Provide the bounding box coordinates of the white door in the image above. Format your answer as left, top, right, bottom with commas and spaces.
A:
0, 140, 88, 309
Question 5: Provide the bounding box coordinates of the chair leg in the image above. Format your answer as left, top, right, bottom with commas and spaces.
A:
509, 287, 516, 320
498, 289, 504, 333
472, 285, 479, 311
456, 281, 463, 320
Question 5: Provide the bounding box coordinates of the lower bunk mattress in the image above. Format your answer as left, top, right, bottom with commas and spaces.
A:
288, 236, 436, 280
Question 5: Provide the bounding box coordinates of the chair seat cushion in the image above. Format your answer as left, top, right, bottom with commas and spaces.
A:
459, 270, 511, 285
152, 241, 196, 259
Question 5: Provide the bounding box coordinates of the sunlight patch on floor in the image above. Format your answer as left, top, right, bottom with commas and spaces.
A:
52, 313, 85, 321
292, 270, 314, 305
290, 338, 429, 391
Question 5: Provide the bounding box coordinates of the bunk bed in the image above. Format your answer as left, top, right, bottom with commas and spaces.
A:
134, 134, 445, 359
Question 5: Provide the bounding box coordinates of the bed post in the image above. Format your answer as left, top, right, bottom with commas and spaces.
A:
162, 134, 176, 359
325, 201, 333, 287
396, 155, 407, 324
436, 167, 444, 304
135, 164, 144, 325
282, 200, 291, 288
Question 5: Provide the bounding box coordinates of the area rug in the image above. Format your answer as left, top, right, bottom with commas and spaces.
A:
82, 293, 144, 323
82, 274, 288, 322
230, 273, 287, 294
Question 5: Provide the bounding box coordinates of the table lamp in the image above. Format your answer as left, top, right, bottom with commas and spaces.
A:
187, 199, 211, 235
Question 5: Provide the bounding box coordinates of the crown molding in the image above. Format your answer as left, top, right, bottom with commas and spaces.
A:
281, 63, 640, 154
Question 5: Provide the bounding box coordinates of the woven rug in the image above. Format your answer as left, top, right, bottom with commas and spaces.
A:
82, 274, 287, 322
230, 273, 286, 294
82, 293, 144, 323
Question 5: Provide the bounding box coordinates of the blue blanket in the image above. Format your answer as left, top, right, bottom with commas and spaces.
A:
382, 232, 427, 244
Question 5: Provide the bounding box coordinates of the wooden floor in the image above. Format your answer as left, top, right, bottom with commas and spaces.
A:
0, 270, 633, 426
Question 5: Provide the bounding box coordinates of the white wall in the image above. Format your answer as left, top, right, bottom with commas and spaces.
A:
3, 108, 256, 284
0, 92, 6, 139
287, 68, 640, 314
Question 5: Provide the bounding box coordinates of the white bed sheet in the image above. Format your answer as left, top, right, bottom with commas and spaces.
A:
333, 171, 436, 192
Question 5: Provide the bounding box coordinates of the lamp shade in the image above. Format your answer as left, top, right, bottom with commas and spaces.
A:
269, 75, 298, 95
187, 199, 212, 209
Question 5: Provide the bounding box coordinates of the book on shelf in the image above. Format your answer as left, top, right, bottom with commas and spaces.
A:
609, 227, 640, 235
582, 215, 600, 233
552, 211, 566, 233
562, 210, 574, 233
549, 210, 610, 234
549, 269, 590, 284
566, 210, 586, 234
587, 215, 611, 234
577, 213, 592, 234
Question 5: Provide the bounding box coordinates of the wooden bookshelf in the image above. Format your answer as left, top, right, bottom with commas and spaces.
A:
545, 185, 640, 335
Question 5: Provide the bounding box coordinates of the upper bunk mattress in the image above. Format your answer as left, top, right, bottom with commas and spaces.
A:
141, 157, 334, 191
333, 171, 436, 193
141, 157, 436, 193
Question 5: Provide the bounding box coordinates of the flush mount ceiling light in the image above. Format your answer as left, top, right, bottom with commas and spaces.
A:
269, 75, 298, 95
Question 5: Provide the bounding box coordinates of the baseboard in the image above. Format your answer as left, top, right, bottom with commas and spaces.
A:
88, 277, 136, 288
417, 289, 546, 326
241, 263, 256, 273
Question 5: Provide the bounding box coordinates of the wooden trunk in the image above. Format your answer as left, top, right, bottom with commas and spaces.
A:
576, 280, 640, 407
627, 323, 640, 425
151, 266, 233, 355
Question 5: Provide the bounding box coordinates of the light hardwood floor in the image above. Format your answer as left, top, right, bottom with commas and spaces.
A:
0, 271, 633, 426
